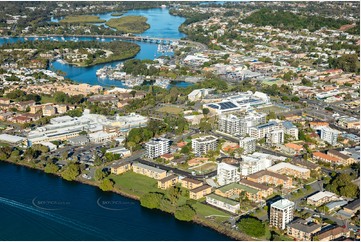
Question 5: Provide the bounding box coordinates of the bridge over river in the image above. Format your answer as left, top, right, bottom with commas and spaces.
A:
21, 34, 207, 49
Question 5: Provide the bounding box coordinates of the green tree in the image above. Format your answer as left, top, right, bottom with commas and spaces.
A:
44, 162, 59, 174
237, 217, 266, 238
95, 168, 107, 181
140, 192, 164, 209
61, 163, 80, 181
174, 204, 196, 221
99, 178, 114, 191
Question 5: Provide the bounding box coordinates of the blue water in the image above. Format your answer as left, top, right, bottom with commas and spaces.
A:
0, 162, 231, 240
51, 8, 186, 39
0, 8, 191, 89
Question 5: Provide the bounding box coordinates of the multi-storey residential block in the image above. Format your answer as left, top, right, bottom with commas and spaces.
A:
189, 185, 212, 200
327, 149, 357, 165
239, 154, 273, 176
192, 135, 218, 156
110, 160, 132, 175
249, 121, 281, 139
287, 218, 321, 241
218, 114, 241, 135
282, 121, 299, 140
206, 194, 240, 214
267, 162, 310, 179
145, 137, 170, 159
270, 199, 295, 230
319, 126, 340, 145
314, 226, 350, 241
266, 129, 284, 145
246, 170, 293, 188
181, 177, 203, 190
239, 137, 257, 154
217, 162, 240, 186
157, 174, 179, 190
132, 162, 167, 180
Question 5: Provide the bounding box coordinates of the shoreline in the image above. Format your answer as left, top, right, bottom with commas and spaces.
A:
0, 159, 253, 241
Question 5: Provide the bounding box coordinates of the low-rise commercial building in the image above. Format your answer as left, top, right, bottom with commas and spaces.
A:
307, 191, 339, 207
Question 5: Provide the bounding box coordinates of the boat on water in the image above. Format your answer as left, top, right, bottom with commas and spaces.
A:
154, 79, 170, 89
99, 73, 107, 79
161, 4, 167, 8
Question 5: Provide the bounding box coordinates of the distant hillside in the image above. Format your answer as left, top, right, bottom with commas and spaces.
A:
242, 8, 351, 31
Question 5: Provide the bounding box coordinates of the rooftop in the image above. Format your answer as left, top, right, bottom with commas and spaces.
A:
307, 191, 338, 202
267, 162, 310, 173
217, 182, 258, 194
206, 194, 239, 206
0, 134, 25, 143
287, 218, 322, 233
190, 184, 211, 193
271, 199, 294, 209
132, 162, 166, 174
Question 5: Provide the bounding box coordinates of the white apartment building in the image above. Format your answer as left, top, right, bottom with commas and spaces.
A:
192, 135, 218, 156
266, 129, 285, 145
249, 121, 281, 139
217, 162, 240, 186
270, 199, 295, 230
218, 114, 241, 135
282, 121, 299, 140
218, 112, 266, 137
319, 126, 340, 145
145, 138, 170, 159
239, 155, 273, 176
239, 137, 257, 154
187, 88, 214, 102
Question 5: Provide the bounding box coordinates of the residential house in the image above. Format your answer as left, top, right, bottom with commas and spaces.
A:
314, 226, 350, 241
327, 149, 356, 165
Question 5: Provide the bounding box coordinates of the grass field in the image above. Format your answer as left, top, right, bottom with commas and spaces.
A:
257, 105, 288, 114
59, 15, 106, 24
106, 16, 150, 33
157, 106, 184, 115
193, 202, 231, 223
192, 163, 217, 173
109, 172, 161, 197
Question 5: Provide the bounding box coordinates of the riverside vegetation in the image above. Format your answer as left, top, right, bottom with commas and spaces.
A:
106, 16, 150, 34
59, 15, 106, 24
0, 40, 140, 67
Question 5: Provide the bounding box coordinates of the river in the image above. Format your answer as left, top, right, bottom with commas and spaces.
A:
0, 162, 231, 240
0, 8, 191, 89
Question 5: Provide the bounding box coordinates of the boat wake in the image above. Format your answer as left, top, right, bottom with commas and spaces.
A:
0, 196, 113, 240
